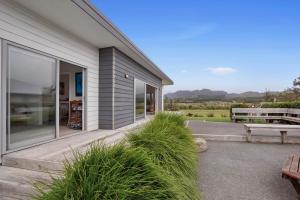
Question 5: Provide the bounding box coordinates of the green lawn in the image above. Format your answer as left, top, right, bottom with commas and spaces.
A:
181, 109, 231, 122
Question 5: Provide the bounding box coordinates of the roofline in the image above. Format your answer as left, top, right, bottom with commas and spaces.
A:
71, 0, 173, 85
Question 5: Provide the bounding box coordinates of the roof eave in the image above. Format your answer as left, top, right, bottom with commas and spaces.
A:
72, 0, 173, 85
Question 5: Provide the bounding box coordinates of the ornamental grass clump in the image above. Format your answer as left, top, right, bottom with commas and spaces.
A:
34, 113, 200, 200
128, 113, 200, 199
34, 144, 178, 200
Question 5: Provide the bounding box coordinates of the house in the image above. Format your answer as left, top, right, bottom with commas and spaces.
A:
0, 0, 173, 161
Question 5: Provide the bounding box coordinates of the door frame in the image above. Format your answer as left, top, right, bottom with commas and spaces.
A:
57, 63, 87, 137
1, 40, 87, 153
145, 83, 159, 115
133, 78, 159, 123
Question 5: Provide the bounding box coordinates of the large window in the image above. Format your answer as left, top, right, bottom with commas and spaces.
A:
135, 79, 145, 120
7, 45, 56, 150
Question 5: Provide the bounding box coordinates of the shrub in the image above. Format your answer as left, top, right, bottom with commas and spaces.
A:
221, 114, 227, 118
186, 112, 193, 117
206, 113, 214, 117
261, 101, 300, 109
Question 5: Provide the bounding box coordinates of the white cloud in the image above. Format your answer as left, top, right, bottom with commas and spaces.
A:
207, 67, 237, 75
181, 69, 188, 73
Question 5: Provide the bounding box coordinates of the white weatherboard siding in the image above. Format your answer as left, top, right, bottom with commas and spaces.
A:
0, 0, 99, 131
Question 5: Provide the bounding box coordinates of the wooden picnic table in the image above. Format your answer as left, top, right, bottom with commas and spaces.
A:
282, 155, 300, 199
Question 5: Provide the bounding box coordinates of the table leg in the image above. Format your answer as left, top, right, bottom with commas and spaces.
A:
290, 179, 300, 199
280, 131, 287, 144
246, 130, 252, 142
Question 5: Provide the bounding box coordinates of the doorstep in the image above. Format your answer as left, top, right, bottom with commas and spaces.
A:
1, 117, 152, 173
0, 166, 53, 200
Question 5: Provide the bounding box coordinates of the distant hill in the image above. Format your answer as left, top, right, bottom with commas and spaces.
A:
165, 89, 279, 101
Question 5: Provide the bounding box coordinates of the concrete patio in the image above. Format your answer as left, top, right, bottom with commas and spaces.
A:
197, 141, 299, 200
190, 121, 300, 200
189, 120, 300, 143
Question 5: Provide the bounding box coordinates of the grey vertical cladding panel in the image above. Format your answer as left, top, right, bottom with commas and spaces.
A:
99, 48, 114, 129
113, 48, 163, 128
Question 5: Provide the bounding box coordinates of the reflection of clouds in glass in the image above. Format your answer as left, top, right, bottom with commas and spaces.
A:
9, 46, 56, 94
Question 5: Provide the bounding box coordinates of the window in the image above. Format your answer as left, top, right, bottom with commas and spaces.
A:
7, 45, 56, 149
135, 79, 145, 120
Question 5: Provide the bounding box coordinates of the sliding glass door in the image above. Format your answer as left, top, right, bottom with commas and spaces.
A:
6, 45, 56, 150
135, 79, 145, 120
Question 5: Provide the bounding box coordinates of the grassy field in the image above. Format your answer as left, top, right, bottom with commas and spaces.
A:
181, 109, 231, 122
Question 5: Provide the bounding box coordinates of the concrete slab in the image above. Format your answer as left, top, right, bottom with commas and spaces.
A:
2, 117, 151, 173
189, 120, 245, 136
189, 120, 300, 144
198, 141, 299, 200
0, 166, 53, 200
194, 134, 246, 142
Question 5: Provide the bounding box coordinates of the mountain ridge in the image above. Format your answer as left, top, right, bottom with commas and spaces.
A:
165, 89, 279, 100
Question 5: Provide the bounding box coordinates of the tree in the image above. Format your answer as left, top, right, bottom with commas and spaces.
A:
293, 76, 300, 90
264, 88, 271, 102
292, 76, 300, 99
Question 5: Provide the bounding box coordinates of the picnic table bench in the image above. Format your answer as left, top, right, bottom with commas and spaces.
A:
282, 155, 300, 199
232, 108, 300, 124
244, 124, 300, 144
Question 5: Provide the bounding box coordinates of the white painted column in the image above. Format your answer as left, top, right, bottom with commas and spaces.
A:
133, 78, 136, 123
161, 86, 164, 111
55, 61, 60, 138
144, 82, 146, 119
0, 38, 2, 162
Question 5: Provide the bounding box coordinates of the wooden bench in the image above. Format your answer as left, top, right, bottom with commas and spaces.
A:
282, 155, 300, 199
232, 108, 300, 124
244, 124, 300, 144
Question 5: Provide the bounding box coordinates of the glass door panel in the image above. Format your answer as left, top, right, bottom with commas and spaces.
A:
135, 79, 145, 120
7, 45, 56, 150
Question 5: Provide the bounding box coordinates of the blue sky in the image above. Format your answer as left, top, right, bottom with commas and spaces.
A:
91, 0, 300, 93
